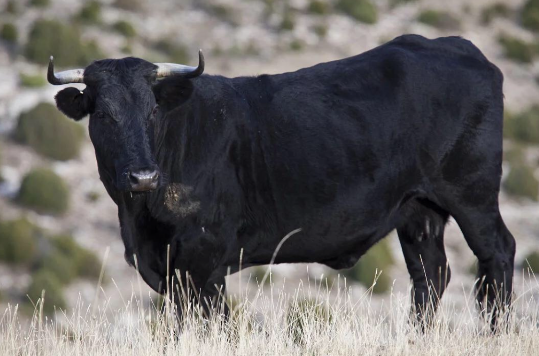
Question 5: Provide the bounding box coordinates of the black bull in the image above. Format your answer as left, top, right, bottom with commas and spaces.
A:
50, 35, 515, 328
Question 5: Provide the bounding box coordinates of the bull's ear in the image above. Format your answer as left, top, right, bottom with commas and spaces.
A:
55, 87, 92, 121
152, 77, 194, 112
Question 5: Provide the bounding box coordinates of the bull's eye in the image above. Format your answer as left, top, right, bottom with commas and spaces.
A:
95, 111, 105, 119
152, 105, 159, 118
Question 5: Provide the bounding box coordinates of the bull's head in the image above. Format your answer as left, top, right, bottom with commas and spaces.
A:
48, 52, 204, 193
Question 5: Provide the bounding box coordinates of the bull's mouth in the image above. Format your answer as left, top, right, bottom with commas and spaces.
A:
128, 184, 159, 192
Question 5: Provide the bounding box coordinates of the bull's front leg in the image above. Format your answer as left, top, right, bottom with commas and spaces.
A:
171, 228, 228, 320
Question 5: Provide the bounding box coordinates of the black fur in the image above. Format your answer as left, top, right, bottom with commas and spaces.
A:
53, 35, 515, 329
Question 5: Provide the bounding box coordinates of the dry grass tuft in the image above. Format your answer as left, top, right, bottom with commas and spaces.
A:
1, 272, 539, 355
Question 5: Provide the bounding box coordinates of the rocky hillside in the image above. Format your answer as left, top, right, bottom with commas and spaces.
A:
1, 0, 539, 314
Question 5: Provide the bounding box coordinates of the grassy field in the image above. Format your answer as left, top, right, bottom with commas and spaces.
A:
1, 271, 538, 356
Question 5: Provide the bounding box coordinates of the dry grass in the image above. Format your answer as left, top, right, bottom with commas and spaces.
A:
1, 269, 539, 356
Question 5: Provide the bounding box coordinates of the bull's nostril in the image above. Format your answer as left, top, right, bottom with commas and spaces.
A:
128, 172, 140, 185
128, 169, 159, 190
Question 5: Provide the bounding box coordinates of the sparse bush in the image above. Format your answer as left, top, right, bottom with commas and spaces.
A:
336, 0, 377, 24
280, 8, 296, 31
503, 163, 538, 200
113, 20, 136, 38
25, 20, 104, 66
15, 102, 85, 161
504, 146, 525, 166
18, 169, 70, 215
1, 23, 17, 43
468, 261, 478, 276
5, 0, 17, 14
343, 239, 394, 294
287, 298, 332, 344
86, 191, 100, 202
207, 3, 237, 25
52, 235, 101, 280
523, 0, 539, 32
390, 0, 417, 8
78, 1, 102, 24
19, 73, 46, 88
249, 266, 269, 284
114, 0, 142, 11
313, 23, 328, 38
498, 34, 537, 63
39, 252, 77, 284
418, 10, 460, 30
290, 39, 304, 51
26, 269, 66, 315
523, 251, 539, 272
504, 106, 539, 143
308, 0, 329, 15
154, 39, 190, 63
482, 3, 511, 24
30, 0, 50, 7
121, 42, 133, 54
0, 218, 37, 266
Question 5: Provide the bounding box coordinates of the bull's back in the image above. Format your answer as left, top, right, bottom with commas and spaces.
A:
230, 35, 503, 261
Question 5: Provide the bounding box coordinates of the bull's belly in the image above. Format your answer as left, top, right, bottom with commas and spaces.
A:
241, 204, 399, 269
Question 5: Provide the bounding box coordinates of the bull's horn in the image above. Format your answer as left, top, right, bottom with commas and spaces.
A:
155, 49, 205, 79
47, 56, 85, 85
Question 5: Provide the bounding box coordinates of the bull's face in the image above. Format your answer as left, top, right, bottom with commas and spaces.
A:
49, 53, 204, 193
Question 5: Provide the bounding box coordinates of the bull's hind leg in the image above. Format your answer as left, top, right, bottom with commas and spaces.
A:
438, 101, 515, 330
398, 201, 450, 328
448, 203, 515, 330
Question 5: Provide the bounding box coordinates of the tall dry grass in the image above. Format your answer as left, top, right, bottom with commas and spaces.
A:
1, 268, 538, 356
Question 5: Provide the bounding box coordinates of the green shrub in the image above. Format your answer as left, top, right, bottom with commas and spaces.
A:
52, 235, 101, 280
113, 20, 136, 38
418, 10, 460, 30
113, 0, 142, 11
25, 20, 104, 66
39, 252, 77, 284
30, 0, 50, 7
153, 39, 190, 63
18, 168, 70, 215
343, 239, 394, 294
78, 1, 102, 24
482, 3, 511, 24
504, 146, 525, 166
308, 0, 330, 15
523, 0, 539, 32
390, 0, 417, 8
0, 218, 37, 266
26, 270, 66, 315
15, 102, 85, 161
313, 23, 328, 38
504, 106, 539, 143
207, 3, 238, 25
290, 39, 304, 51
5, 0, 17, 14
248, 266, 269, 284
121, 42, 133, 54
498, 34, 537, 63
1, 23, 17, 43
523, 251, 539, 272
287, 298, 332, 344
503, 163, 538, 200
86, 191, 100, 202
468, 261, 478, 276
19, 73, 46, 88
336, 0, 377, 24
280, 8, 296, 31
